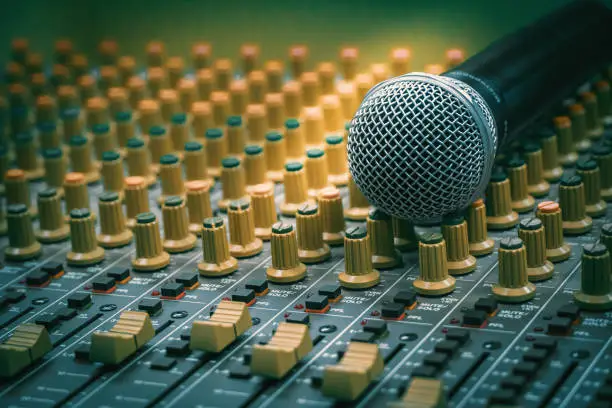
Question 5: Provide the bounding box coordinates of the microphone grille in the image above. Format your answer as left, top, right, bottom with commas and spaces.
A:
347, 73, 497, 222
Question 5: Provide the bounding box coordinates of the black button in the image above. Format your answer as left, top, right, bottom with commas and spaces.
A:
474, 297, 498, 314
0, 296, 7, 309
306, 295, 329, 311
393, 290, 417, 307
434, 340, 459, 356
232, 288, 255, 304
523, 348, 548, 363
286, 313, 310, 325
446, 328, 470, 345
462, 309, 488, 326
150, 356, 177, 370
242, 353, 251, 364
161, 282, 185, 298
180, 333, 191, 341
311, 373, 324, 388
500, 375, 528, 391
175, 272, 198, 288
318, 284, 341, 300
106, 267, 130, 282
596, 386, 612, 401
138, 298, 162, 315
57, 307, 78, 320
351, 331, 376, 343
422, 352, 448, 368
512, 362, 539, 379
363, 319, 387, 335
6, 291, 26, 304
92, 276, 116, 292
67, 292, 91, 309
165, 340, 191, 356
547, 317, 573, 335
489, 389, 517, 405
381, 303, 405, 319
606, 373, 612, 386
26, 271, 50, 286
411, 365, 437, 378
73, 345, 90, 360
35, 314, 60, 329
229, 364, 252, 379
533, 338, 558, 352
245, 278, 268, 294
41, 262, 64, 276
557, 304, 580, 320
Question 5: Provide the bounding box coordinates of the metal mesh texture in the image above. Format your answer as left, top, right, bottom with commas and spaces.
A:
348, 75, 493, 222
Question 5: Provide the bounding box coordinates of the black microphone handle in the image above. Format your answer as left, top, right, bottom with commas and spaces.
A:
444, 0, 612, 145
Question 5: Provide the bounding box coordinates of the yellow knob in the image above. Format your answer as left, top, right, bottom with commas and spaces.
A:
192, 42, 211, 70
37, 121, 61, 150
205, 128, 227, 178
185, 180, 213, 237
413, 233, 455, 296
558, 174, 593, 235
138, 99, 162, 134
193, 99, 213, 134
266, 222, 307, 283
146, 40, 165, 67
5, 168, 37, 217
91, 123, 118, 161
305, 148, 331, 199
486, 170, 519, 230
184, 141, 214, 186
573, 244, 612, 311
339, 226, 380, 289
569, 104, 591, 152
344, 175, 370, 221
115, 111, 135, 151
535, 201, 572, 262
178, 78, 197, 112
601, 223, 612, 258
576, 158, 607, 218
303, 106, 324, 147
158, 154, 185, 205
244, 145, 271, 191
198, 216, 238, 277
125, 176, 151, 229
64, 172, 91, 220
595, 81, 612, 121
390, 47, 411, 76
86, 96, 109, 129
580, 91, 603, 139
218, 157, 248, 211
522, 142, 550, 197
322, 94, 343, 132
593, 145, 612, 201
553, 116, 578, 167
265, 60, 284, 93
301, 71, 320, 107
169, 113, 189, 156
146, 67, 167, 98
289, 44, 309, 79
128, 78, 146, 110
247, 71, 266, 104
506, 157, 535, 213
538, 129, 563, 182
249, 183, 277, 241
493, 237, 536, 303
118, 56, 136, 85
211, 91, 230, 127
14, 132, 44, 180
67, 208, 105, 266
162, 196, 197, 253
367, 209, 401, 269
42, 148, 66, 197
317, 62, 336, 95
466, 199, 495, 256
36, 188, 69, 243
228, 198, 263, 258
246, 104, 267, 145
296, 203, 331, 264
126, 138, 156, 186
319, 187, 345, 246
239, 42, 259, 74
101, 151, 125, 200
265, 93, 284, 130
69, 135, 100, 184
340, 47, 359, 81
392, 216, 419, 252
97, 192, 132, 248
325, 135, 349, 187
283, 80, 302, 118
167, 57, 184, 88
132, 212, 170, 271
159, 89, 179, 123
227, 116, 246, 158
284, 119, 306, 163
338, 81, 357, 123
230, 79, 248, 116
148, 125, 173, 173
281, 162, 311, 216
264, 131, 286, 183
441, 215, 477, 275
5, 204, 41, 261
518, 217, 555, 281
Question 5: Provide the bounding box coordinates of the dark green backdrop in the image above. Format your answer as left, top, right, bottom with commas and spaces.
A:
0, 0, 592, 70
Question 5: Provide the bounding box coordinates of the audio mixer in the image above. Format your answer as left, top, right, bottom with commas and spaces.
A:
0, 33, 612, 408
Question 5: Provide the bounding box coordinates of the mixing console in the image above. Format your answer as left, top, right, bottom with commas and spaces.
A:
0, 38, 611, 408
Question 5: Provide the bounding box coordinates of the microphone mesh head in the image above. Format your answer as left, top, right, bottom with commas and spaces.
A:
347, 73, 497, 222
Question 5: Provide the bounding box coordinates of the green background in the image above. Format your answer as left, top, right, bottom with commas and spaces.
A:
0, 0, 592, 71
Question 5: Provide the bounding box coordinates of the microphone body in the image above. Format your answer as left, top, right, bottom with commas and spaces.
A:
348, 0, 612, 223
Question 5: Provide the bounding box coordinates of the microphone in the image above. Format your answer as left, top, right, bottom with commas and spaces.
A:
347, 0, 612, 223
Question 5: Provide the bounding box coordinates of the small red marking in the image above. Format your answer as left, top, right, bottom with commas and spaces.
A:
370, 310, 380, 316
294, 304, 304, 310
151, 290, 160, 296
